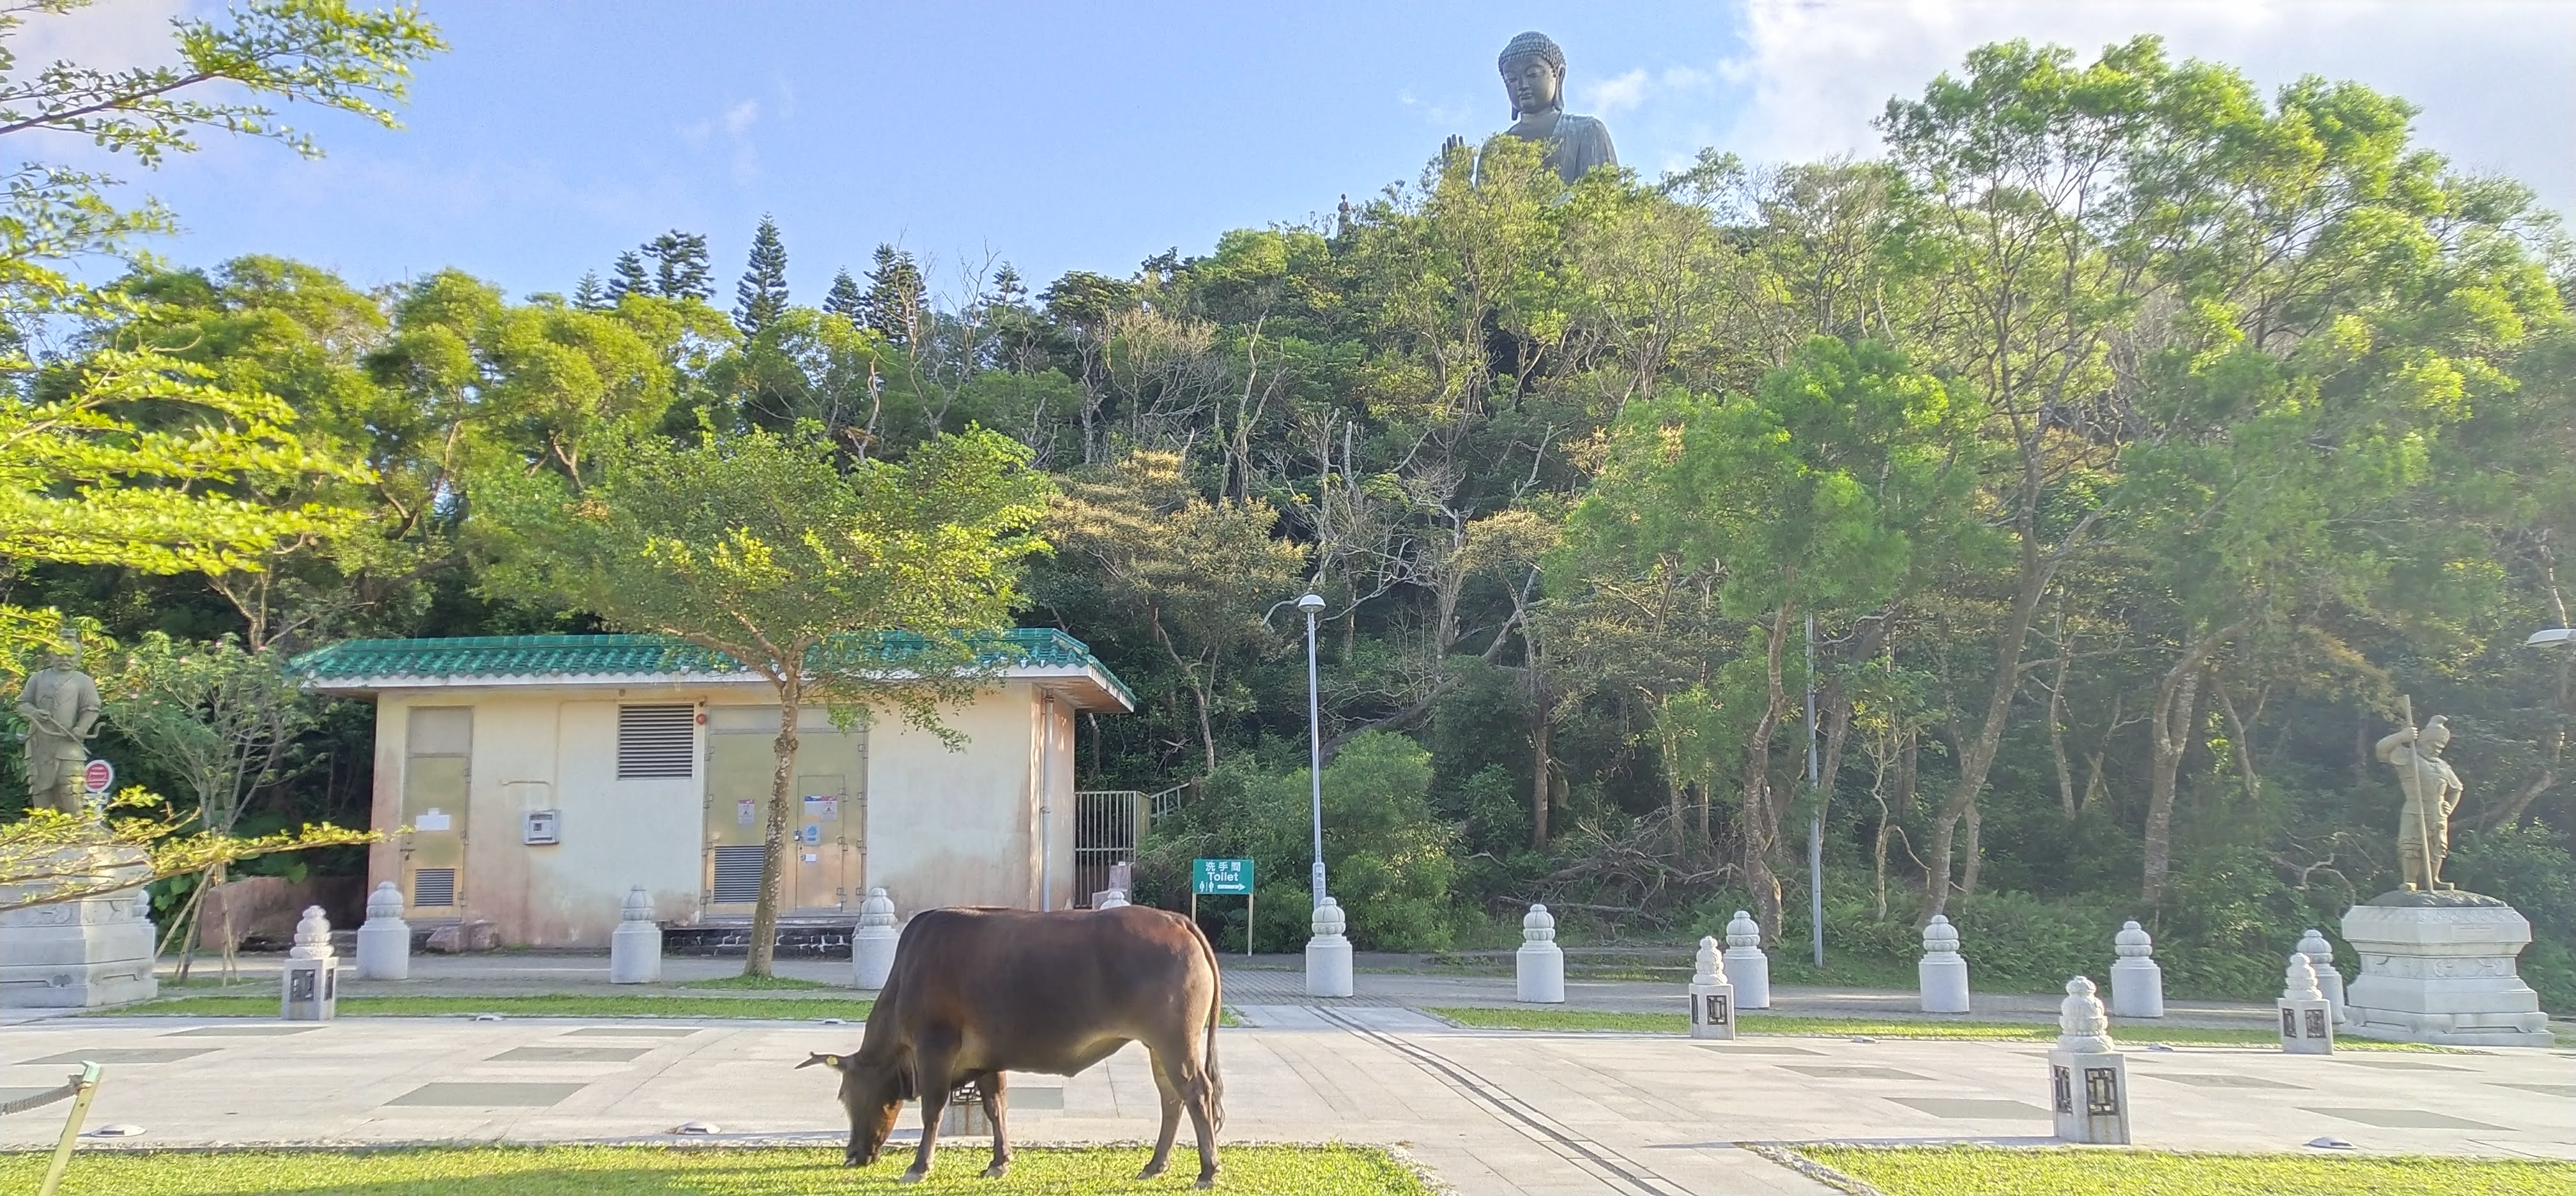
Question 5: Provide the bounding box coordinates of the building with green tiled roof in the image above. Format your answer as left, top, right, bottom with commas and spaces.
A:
302, 631, 1133, 947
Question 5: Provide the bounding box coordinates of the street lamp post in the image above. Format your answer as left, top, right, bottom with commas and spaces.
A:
1300, 592, 1328, 908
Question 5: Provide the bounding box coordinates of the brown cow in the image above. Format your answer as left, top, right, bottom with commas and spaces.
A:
799, 904, 1225, 1186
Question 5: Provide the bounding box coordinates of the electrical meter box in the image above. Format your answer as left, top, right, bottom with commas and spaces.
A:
523, 809, 560, 846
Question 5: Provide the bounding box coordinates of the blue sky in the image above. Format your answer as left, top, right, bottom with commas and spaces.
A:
27, 1, 2575, 307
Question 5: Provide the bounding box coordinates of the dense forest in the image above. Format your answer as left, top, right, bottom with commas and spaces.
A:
8, 32, 2570, 1006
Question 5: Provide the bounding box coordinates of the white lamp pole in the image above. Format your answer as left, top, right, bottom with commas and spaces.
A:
1300, 592, 1328, 908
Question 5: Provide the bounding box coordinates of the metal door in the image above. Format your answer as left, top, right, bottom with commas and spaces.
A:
402, 707, 471, 912
703, 707, 864, 912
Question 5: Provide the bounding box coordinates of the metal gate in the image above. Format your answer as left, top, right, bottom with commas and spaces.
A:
1073, 790, 1144, 907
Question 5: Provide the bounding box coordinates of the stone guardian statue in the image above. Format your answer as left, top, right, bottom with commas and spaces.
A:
2374, 705, 2461, 891
15, 642, 102, 816
1453, 32, 1619, 185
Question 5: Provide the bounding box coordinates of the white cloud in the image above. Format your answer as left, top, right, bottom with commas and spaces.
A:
13, 0, 194, 71
721, 99, 760, 136
1584, 68, 1653, 116
1701, 0, 2574, 215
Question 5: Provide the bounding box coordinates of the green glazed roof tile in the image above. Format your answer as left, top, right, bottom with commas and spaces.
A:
290, 628, 1132, 708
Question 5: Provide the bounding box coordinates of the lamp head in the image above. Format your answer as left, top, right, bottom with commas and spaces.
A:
1296, 593, 1326, 615
2526, 627, 2574, 647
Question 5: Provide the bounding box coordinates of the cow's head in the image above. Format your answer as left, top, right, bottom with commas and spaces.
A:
799, 1051, 912, 1167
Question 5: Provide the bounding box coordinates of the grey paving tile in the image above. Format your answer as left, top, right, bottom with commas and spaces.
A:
2141, 1073, 2304, 1089
2334, 1058, 2469, 1071
387, 1082, 587, 1108
561, 1027, 702, 1037
1887, 1097, 2048, 1119
2492, 1083, 2576, 1097
1696, 1043, 1824, 1055
1780, 1065, 1935, 1081
2306, 1107, 2510, 1131
164, 1025, 321, 1038
18, 1049, 214, 1065
489, 1046, 652, 1062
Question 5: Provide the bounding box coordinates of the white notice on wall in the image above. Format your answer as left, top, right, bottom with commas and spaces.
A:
801, 852, 818, 863
736, 799, 756, 825
414, 809, 450, 832
802, 795, 839, 820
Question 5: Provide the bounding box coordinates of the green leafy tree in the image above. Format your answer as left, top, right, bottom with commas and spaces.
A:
733, 214, 790, 335
571, 270, 608, 312
606, 250, 651, 303
645, 230, 712, 301
473, 425, 1052, 976
864, 243, 926, 348
822, 268, 864, 323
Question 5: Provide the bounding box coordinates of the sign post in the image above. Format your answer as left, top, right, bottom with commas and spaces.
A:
1191, 857, 1255, 956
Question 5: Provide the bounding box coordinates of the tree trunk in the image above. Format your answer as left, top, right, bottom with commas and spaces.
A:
2140, 654, 2205, 908
1922, 553, 2052, 923
746, 676, 803, 978
1958, 804, 1983, 898
1742, 609, 1793, 941
1529, 716, 1552, 850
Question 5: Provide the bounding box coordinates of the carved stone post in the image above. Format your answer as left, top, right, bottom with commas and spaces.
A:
355, 882, 411, 981
2110, 920, 2163, 1018
850, 887, 898, 990
2278, 953, 2334, 1055
1687, 935, 1735, 1039
2295, 928, 2345, 1025
1918, 914, 1970, 1014
608, 885, 661, 985
1305, 896, 1353, 999
1723, 909, 1770, 1009
1516, 903, 1565, 1004
280, 905, 339, 1020
2048, 976, 2129, 1144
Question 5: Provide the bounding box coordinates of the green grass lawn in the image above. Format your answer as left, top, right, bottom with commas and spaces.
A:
0, 1146, 1425, 1195
93, 994, 875, 1020
1423, 1006, 2453, 1050
1797, 1146, 2576, 1196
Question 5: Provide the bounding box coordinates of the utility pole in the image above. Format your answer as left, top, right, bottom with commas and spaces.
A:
1807, 614, 1824, 967
1300, 592, 1328, 908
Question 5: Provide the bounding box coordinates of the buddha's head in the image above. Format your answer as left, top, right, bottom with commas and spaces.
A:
1498, 31, 1566, 119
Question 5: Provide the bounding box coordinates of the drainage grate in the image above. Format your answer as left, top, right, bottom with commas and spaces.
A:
710, 845, 765, 904
411, 868, 456, 908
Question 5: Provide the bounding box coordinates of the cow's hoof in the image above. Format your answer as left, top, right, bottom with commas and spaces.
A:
1194, 1177, 1217, 1190
982, 1162, 1010, 1179
1137, 1162, 1167, 1180
898, 1170, 928, 1185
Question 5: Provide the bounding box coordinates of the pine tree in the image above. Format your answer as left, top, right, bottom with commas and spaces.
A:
606, 251, 651, 303
572, 270, 609, 312
822, 268, 865, 324
863, 243, 925, 348
733, 215, 791, 335
645, 230, 712, 300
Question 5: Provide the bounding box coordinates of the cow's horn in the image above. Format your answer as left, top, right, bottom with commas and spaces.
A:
798, 1052, 842, 1070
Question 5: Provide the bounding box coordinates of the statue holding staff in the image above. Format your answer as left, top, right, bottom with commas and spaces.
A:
14, 639, 102, 818
2375, 700, 2462, 891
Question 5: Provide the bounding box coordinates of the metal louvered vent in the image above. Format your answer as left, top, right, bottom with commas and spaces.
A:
710, 845, 766, 904
618, 705, 696, 778
412, 868, 457, 908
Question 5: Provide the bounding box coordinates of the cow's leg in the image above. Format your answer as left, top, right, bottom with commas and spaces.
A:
904, 1045, 958, 1184
976, 1071, 1011, 1179
1160, 1036, 1223, 1188
1138, 1051, 1184, 1180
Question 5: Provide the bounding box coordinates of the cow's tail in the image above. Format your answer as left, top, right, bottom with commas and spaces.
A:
1197, 919, 1225, 1133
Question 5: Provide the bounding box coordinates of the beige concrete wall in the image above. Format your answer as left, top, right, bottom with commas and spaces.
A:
360, 678, 1084, 947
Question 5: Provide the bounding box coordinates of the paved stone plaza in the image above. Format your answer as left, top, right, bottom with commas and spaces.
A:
4, 997, 2568, 1196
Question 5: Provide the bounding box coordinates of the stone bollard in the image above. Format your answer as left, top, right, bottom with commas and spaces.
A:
1918, 914, 1971, 1014
355, 881, 411, 981
1096, 890, 1130, 909
1517, 903, 1566, 1004
1305, 897, 1353, 999
851, 887, 898, 990
280, 905, 339, 1021
2048, 976, 2130, 1144
1723, 910, 1771, 1009
1688, 935, 1736, 1039
2295, 928, 2346, 1026
2109, 920, 2163, 1019
2278, 953, 2334, 1055
608, 885, 662, 985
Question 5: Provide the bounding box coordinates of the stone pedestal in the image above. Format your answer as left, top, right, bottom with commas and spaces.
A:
281, 905, 339, 1020
852, 887, 898, 990
1305, 898, 1353, 999
0, 847, 158, 1009
2277, 953, 2333, 1054
2295, 928, 2347, 1025
1722, 910, 1770, 1009
1687, 936, 1735, 1040
355, 882, 411, 981
2048, 977, 2129, 1145
608, 885, 662, 985
1516, 903, 1565, 1004
1918, 915, 1970, 1014
2341, 891, 2549, 1047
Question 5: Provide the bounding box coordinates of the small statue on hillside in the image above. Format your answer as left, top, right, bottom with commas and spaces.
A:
2376, 707, 2463, 891
15, 639, 102, 818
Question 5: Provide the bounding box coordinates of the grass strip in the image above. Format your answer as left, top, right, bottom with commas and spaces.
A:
1797, 1146, 2576, 1196
93, 994, 875, 1020
0, 1144, 1430, 1195
1422, 1006, 2455, 1050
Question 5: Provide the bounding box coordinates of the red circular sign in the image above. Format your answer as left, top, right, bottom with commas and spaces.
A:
81, 759, 114, 794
